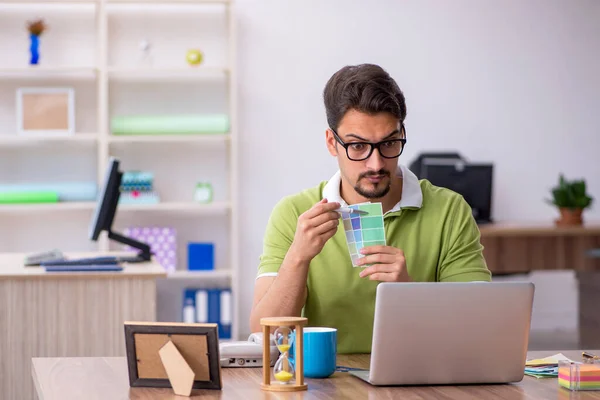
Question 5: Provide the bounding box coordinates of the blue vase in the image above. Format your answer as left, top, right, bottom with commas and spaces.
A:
30, 33, 40, 65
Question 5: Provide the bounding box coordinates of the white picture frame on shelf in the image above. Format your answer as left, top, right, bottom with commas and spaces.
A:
16, 87, 75, 136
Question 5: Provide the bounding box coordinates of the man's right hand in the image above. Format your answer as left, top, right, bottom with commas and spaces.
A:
288, 198, 341, 264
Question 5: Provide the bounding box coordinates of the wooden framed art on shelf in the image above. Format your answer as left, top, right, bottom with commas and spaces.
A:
16, 87, 75, 137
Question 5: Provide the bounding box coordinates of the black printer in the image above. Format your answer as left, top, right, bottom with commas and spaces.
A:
408, 152, 494, 224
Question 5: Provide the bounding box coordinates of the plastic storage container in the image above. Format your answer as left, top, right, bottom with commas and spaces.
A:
558, 360, 600, 391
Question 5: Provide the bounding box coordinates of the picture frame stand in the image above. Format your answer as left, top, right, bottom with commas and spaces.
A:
124, 321, 223, 397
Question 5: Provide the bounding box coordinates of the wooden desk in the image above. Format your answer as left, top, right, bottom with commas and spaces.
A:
0, 252, 166, 400
479, 223, 600, 274
479, 223, 600, 349
32, 350, 600, 400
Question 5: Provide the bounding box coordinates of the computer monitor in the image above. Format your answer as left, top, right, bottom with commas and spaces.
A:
421, 159, 493, 223
88, 157, 151, 262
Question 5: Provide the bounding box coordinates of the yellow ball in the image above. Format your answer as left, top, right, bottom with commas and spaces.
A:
186, 49, 203, 66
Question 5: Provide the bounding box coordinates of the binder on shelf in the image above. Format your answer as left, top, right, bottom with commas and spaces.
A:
182, 289, 196, 323
219, 289, 232, 340
182, 287, 232, 339
195, 289, 208, 323
207, 289, 220, 327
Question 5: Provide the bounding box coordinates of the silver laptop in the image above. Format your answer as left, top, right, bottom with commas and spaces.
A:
350, 281, 534, 386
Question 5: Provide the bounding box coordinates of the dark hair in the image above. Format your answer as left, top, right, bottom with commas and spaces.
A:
323, 64, 407, 131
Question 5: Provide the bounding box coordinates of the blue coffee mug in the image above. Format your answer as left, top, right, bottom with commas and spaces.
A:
290, 327, 337, 378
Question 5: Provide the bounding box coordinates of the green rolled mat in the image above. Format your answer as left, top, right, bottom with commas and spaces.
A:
111, 114, 229, 135
0, 191, 59, 204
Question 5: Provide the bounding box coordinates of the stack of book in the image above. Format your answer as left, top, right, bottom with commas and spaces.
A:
119, 171, 160, 204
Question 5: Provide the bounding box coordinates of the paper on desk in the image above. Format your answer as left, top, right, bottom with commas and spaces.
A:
524, 366, 559, 379
525, 353, 574, 367
526, 372, 558, 379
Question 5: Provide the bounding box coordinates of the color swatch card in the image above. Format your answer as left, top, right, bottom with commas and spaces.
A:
341, 202, 386, 267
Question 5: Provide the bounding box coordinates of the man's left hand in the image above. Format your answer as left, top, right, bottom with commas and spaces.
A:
357, 246, 411, 282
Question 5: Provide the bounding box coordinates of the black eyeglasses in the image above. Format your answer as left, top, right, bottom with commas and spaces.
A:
330, 125, 407, 161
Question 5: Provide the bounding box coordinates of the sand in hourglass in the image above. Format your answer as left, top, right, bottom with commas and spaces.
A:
274, 328, 295, 384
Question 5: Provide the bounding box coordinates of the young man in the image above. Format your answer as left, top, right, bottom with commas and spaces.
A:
249, 64, 491, 353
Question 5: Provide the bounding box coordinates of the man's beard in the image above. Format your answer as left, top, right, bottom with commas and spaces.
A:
354, 169, 391, 199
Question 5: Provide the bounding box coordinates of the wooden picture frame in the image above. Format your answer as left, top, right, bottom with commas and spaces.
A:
16, 87, 75, 136
124, 321, 222, 395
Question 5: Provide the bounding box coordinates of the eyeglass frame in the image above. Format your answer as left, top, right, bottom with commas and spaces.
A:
329, 124, 407, 161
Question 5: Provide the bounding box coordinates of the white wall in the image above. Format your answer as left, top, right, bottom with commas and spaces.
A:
1, 0, 598, 340
235, 0, 600, 337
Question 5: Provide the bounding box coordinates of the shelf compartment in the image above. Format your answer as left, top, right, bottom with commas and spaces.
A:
117, 201, 230, 214
0, 1, 97, 3
107, 67, 228, 81
107, 1, 230, 6
0, 67, 97, 80
108, 133, 229, 144
166, 269, 232, 279
0, 133, 97, 146
0, 202, 95, 213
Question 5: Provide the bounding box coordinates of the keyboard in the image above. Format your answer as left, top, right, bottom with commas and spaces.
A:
44, 264, 123, 272
41, 256, 119, 266
24, 249, 65, 266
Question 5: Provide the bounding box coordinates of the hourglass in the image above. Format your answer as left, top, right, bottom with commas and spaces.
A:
273, 326, 295, 384
260, 317, 308, 392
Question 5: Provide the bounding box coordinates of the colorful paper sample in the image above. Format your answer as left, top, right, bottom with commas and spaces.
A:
341, 202, 386, 267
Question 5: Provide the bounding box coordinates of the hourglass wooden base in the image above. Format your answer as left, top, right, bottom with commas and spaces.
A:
260, 317, 308, 392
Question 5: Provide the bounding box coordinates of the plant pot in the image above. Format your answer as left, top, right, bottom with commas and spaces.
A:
555, 207, 583, 226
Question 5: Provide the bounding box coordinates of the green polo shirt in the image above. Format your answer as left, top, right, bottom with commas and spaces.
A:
256, 165, 492, 354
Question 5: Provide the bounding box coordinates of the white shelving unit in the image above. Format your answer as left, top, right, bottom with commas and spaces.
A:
0, 0, 239, 338
168, 269, 232, 279
0, 202, 96, 213
108, 134, 229, 143
107, 66, 228, 81
119, 201, 231, 213
0, 133, 98, 145
0, 67, 98, 77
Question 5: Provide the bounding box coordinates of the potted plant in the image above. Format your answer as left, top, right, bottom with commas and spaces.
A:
27, 19, 47, 65
547, 174, 594, 226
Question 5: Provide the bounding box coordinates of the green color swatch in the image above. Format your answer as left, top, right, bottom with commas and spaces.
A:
341, 202, 386, 267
